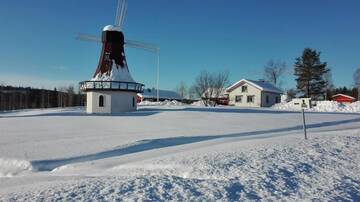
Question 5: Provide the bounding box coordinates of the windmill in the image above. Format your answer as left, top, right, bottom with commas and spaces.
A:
79, 0, 159, 114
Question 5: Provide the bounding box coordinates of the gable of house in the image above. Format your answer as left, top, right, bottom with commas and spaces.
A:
227, 79, 282, 94
332, 94, 356, 103
226, 79, 282, 107
227, 81, 262, 107
332, 94, 355, 100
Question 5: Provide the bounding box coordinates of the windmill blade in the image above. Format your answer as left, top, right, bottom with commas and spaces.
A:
120, 2, 128, 28
76, 34, 101, 42
115, 0, 127, 28
115, 0, 122, 26
125, 40, 159, 53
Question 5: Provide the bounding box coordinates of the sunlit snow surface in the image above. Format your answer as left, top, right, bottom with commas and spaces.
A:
0, 104, 359, 201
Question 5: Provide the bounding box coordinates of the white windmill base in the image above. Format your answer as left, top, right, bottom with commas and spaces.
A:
86, 91, 137, 114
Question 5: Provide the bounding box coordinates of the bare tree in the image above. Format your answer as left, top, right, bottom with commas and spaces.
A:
188, 86, 197, 100
354, 68, 360, 100
264, 59, 287, 88
212, 71, 229, 104
324, 69, 334, 100
193, 71, 213, 106
286, 89, 297, 99
175, 81, 187, 99
66, 85, 75, 107
193, 70, 229, 106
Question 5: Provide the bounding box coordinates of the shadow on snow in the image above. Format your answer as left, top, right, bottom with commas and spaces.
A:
31, 117, 360, 171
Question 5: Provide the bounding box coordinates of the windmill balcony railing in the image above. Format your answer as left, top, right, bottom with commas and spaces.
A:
79, 81, 144, 93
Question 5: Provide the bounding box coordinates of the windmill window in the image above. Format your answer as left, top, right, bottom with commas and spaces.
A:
99, 95, 105, 107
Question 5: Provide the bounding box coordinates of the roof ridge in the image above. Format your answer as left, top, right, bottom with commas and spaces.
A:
226, 78, 282, 94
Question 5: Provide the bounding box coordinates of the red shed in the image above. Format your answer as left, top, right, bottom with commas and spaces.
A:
332, 94, 356, 103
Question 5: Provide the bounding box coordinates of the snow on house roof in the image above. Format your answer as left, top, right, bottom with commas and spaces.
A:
140, 88, 182, 100
332, 94, 356, 100
226, 79, 283, 94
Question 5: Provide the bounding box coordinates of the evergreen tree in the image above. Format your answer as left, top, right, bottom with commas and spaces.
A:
294, 48, 329, 99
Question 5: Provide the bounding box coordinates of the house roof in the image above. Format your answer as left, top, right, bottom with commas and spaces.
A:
139, 88, 182, 100
226, 79, 283, 94
332, 94, 356, 100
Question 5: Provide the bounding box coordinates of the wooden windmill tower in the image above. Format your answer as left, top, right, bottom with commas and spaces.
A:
79, 0, 159, 114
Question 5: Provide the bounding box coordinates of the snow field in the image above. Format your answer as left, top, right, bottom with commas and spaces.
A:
0, 106, 359, 201
140, 100, 360, 113
1, 130, 359, 201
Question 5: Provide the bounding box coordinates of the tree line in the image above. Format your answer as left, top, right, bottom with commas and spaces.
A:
176, 48, 360, 104
264, 48, 360, 100
0, 85, 85, 111
175, 71, 230, 106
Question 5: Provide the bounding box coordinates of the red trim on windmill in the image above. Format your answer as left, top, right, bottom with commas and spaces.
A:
93, 29, 127, 77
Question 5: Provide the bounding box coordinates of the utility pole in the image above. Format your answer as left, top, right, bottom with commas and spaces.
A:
301, 108, 307, 140
301, 100, 308, 140
156, 48, 160, 102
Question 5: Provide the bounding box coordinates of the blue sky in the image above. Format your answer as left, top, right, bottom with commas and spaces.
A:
0, 0, 359, 90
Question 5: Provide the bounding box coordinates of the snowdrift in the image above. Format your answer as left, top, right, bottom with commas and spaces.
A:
191, 100, 206, 106
0, 158, 32, 177
273, 101, 360, 113
138, 100, 184, 106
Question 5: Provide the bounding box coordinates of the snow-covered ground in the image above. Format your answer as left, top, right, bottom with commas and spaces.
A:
0, 105, 359, 201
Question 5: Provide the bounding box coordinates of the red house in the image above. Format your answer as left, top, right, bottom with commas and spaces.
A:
332, 94, 356, 103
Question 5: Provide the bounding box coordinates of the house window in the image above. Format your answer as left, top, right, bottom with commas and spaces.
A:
99, 95, 104, 107
241, 86, 248, 92
276, 96, 280, 103
132, 96, 135, 107
235, 95, 242, 103
266, 95, 269, 104
247, 95, 255, 103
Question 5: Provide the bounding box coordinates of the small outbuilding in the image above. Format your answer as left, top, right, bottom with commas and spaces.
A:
226, 79, 282, 107
137, 88, 182, 102
332, 94, 356, 103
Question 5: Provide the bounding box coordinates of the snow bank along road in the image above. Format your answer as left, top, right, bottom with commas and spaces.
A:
0, 106, 359, 201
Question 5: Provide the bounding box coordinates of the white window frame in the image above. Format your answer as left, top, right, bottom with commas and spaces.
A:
241, 85, 248, 92
247, 95, 255, 103
235, 95, 242, 103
